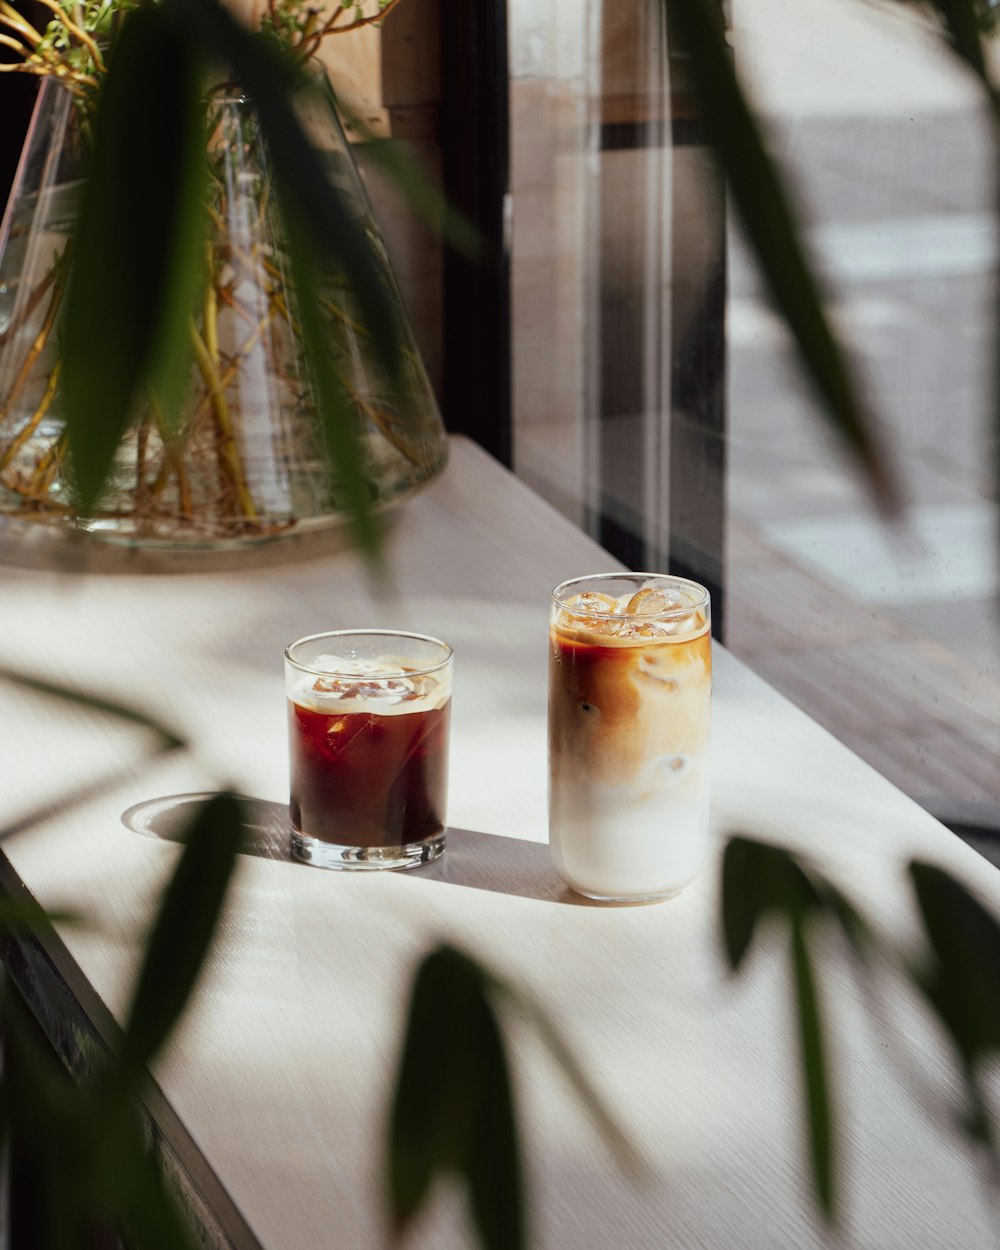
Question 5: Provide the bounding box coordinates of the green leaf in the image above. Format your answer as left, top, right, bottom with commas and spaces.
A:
720, 838, 842, 1223
337, 97, 481, 260
108, 1125, 197, 1250
143, 70, 207, 436
116, 792, 245, 1087
2, 991, 195, 1250
0, 897, 79, 933
279, 195, 381, 559
0, 991, 93, 1250
61, 5, 206, 511
389, 946, 524, 1250
0, 664, 185, 752
791, 915, 835, 1222
666, 0, 897, 511
908, 861, 1000, 1063
929, 0, 990, 80
164, 0, 404, 383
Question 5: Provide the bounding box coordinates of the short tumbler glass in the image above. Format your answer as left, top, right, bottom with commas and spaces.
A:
285, 630, 453, 870
548, 573, 712, 902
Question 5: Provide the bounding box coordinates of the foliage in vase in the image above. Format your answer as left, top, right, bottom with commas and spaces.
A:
0, 0, 447, 547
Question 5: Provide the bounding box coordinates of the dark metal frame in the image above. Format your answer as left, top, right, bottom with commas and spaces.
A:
438, 0, 512, 468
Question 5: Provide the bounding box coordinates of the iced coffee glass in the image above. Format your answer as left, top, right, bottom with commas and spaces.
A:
285, 630, 452, 870
549, 574, 711, 901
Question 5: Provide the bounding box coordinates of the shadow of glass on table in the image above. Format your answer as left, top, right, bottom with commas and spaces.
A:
121, 792, 612, 905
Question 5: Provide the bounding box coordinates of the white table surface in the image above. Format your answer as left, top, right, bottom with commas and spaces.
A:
0, 436, 996, 1249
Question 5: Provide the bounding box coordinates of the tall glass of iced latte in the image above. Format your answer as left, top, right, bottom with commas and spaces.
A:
549, 574, 711, 901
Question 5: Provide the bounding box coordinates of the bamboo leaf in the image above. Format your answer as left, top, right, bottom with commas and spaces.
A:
721, 838, 845, 1223
0, 898, 79, 932
3, 992, 195, 1250
666, 0, 897, 510
791, 915, 835, 1222
908, 861, 1000, 1063
108, 1127, 197, 1250
143, 54, 206, 435
61, 5, 206, 511
929, 0, 990, 80
116, 792, 245, 1087
389, 946, 524, 1250
279, 195, 380, 558
164, 0, 404, 383
0, 991, 91, 1250
337, 97, 481, 260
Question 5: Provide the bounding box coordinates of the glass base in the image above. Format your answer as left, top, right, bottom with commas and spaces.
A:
291, 830, 445, 871
571, 885, 684, 904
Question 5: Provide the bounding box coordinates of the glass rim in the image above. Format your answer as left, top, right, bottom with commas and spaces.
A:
284, 629, 453, 679
551, 572, 711, 621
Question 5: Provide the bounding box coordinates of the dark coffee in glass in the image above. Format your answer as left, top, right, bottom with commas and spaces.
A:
285, 631, 453, 870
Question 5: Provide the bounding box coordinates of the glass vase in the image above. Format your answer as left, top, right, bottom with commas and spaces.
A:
0, 75, 448, 547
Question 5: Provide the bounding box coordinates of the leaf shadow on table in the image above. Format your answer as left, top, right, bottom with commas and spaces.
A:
121, 793, 605, 905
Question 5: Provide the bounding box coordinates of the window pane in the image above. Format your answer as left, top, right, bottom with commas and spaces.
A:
727, 0, 1000, 822
509, 0, 999, 830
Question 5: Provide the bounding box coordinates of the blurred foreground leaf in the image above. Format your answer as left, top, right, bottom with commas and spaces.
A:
929, 0, 992, 80
0, 794, 246, 1248
116, 792, 245, 1087
667, 0, 896, 510
790, 915, 833, 1219
1, 989, 196, 1250
908, 861, 1000, 1163
908, 861, 1000, 1063
279, 196, 381, 558
166, 0, 403, 384
0, 897, 79, 932
61, 3, 206, 511
389, 944, 643, 1250
338, 99, 481, 260
720, 836, 841, 1222
389, 946, 523, 1250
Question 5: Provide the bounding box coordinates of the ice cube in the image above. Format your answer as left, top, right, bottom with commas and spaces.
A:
558, 591, 624, 634
311, 675, 416, 705
311, 654, 382, 677
565, 591, 621, 615
608, 617, 668, 640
